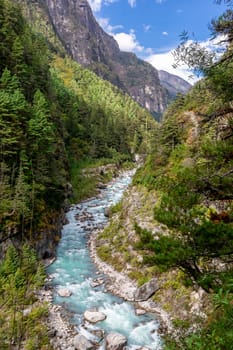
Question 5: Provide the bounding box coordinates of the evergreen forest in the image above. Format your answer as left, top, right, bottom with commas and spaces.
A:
0, 0, 156, 346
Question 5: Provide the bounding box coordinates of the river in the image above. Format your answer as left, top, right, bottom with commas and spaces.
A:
47, 170, 162, 349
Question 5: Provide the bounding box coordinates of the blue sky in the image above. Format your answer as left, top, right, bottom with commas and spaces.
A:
88, 0, 227, 82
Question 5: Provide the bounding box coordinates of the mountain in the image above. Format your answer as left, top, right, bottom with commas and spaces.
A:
158, 70, 192, 98
44, 0, 169, 118
18, 0, 193, 119
14, 0, 166, 119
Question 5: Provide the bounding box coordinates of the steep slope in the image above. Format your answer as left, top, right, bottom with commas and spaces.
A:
158, 70, 192, 98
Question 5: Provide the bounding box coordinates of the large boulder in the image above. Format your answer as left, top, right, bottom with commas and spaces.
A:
106, 332, 127, 350
84, 310, 107, 323
73, 334, 94, 350
134, 278, 159, 302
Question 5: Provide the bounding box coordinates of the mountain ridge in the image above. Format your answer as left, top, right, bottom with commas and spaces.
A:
18, 0, 191, 119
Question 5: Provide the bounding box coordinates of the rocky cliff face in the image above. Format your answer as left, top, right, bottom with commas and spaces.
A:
44, 0, 168, 117
158, 70, 192, 98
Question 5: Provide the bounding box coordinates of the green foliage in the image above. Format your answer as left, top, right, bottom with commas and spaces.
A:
70, 159, 100, 201
0, 245, 50, 349
51, 56, 157, 160
165, 288, 233, 350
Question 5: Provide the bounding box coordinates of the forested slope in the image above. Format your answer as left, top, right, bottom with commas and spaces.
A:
0, 0, 157, 346
132, 13, 233, 348
0, 0, 155, 250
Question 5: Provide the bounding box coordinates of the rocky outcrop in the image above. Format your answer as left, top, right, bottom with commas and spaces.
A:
34, 207, 68, 260
134, 278, 160, 302
106, 332, 127, 350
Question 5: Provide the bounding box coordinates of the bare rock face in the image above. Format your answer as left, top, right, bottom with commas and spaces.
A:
84, 310, 107, 323
134, 278, 159, 302
106, 332, 127, 350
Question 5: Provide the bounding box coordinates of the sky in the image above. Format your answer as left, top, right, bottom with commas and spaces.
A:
87, 0, 227, 83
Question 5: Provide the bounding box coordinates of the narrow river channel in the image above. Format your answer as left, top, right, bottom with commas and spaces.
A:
47, 170, 162, 349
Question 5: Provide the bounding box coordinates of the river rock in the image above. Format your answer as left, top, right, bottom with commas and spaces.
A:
104, 207, 111, 217
57, 288, 72, 297
90, 278, 105, 288
84, 310, 107, 323
135, 308, 146, 316
73, 334, 94, 350
89, 328, 105, 340
106, 332, 127, 350
134, 278, 159, 302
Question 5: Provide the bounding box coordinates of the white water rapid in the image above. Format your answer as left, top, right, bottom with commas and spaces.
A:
47, 170, 162, 349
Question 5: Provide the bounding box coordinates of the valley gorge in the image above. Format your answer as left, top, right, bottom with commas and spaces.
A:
0, 0, 232, 349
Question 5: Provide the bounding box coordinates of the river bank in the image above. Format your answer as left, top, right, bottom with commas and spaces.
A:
88, 230, 173, 335
37, 285, 78, 350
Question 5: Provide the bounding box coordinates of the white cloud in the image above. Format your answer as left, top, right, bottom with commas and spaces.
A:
155, 0, 166, 4
200, 35, 227, 57
162, 31, 168, 36
114, 30, 144, 52
98, 17, 123, 34
128, 0, 136, 7
145, 35, 226, 83
88, 0, 117, 12
143, 24, 151, 33
146, 50, 195, 83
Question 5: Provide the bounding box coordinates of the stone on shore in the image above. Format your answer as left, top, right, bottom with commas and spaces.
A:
73, 334, 94, 350
104, 207, 111, 217
135, 308, 146, 315
134, 278, 159, 302
57, 288, 72, 297
90, 277, 105, 288
84, 310, 107, 323
106, 332, 127, 350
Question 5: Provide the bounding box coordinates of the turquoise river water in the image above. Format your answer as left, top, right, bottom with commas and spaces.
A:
47, 170, 162, 349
